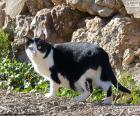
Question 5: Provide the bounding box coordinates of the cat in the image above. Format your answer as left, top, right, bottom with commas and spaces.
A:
25, 36, 131, 104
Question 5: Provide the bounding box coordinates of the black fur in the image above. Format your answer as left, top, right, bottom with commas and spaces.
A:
107, 86, 112, 97
85, 78, 93, 93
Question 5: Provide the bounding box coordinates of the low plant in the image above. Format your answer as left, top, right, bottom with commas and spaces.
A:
0, 29, 10, 57
0, 57, 48, 94
0, 57, 139, 105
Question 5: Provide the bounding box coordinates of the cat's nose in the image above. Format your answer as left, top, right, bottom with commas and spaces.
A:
32, 50, 37, 54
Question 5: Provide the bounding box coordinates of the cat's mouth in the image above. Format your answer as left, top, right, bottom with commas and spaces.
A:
31, 50, 37, 57
26, 49, 37, 58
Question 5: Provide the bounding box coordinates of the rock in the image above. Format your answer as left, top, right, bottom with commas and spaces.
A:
51, 5, 84, 41
96, 6, 115, 17
122, 0, 140, 18
52, 0, 123, 17
122, 48, 135, 66
66, 0, 96, 15
0, 0, 6, 27
15, 15, 33, 39
30, 8, 61, 43
72, 14, 140, 72
5, 0, 54, 18
95, 0, 123, 9
52, 0, 66, 5
85, 17, 103, 32
0, 9, 6, 27
136, 63, 140, 67
31, 5, 84, 42
5, 0, 27, 18
26, 0, 53, 16
135, 48, 140, 57
118, 7, 128, 16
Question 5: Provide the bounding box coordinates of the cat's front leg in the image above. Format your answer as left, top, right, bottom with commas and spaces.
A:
45, 81, 60, 98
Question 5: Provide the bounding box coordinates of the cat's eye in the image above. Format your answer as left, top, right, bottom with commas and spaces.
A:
29, 47, 34, 51
38, 46, 42, 50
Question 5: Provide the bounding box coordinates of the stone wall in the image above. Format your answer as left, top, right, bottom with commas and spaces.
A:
0, 0, 140, 84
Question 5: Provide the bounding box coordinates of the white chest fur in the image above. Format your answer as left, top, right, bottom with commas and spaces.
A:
30, 50, 54, 81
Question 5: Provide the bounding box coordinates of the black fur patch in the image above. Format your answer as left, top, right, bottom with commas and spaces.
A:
85, 79, 93, 93
34, 38, 52, 58
52, 42, 102, 91
49, 66, 61, 84
107, 86, 112, 97
25, 37, 34, 49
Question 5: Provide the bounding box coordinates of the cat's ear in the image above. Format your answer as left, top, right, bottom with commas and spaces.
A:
40, 33, 46, 40
23, 36, 33, 43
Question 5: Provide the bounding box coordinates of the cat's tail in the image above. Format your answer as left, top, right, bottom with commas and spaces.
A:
111, 76, 131, 94
101, 53, 131, 94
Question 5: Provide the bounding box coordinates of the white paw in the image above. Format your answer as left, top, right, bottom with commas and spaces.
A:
102, 97, 112, 105
45, 93, 55, 98
73, 96, 86, 102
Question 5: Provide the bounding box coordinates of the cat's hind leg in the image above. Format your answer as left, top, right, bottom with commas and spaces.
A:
101, 81, 112, 104
74, 78, 93, 102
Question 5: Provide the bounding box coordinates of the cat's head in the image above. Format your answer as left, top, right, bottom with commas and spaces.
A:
25, 36, 52, 61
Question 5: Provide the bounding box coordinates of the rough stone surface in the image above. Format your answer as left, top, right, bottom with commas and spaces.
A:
5, 0, 54, 18
122, 48, 135, 68
52, 0, 123, 17
51, 5, 84, 42
30, 5, 84, 42
26, 0, 53, 16
0, 0, 6, 27
135, 48, 140, 57
72, 15, 140, 74
15, 15, 33, 39
122, 0, 140, 18
52, 0, 66, 5
5, 0, 27, 18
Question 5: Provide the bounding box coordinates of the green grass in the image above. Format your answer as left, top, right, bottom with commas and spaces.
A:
0, 58, 139, 105
0, 29, 10, 57
114, 72, 140, 105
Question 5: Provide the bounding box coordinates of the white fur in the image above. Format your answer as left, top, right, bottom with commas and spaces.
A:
45, 82, 60, 98
102, 97, 112, 104
75, 67, 111, 103
26, 42, 58, 97
26, 42, 54, 81
74, 67, 100, 101
58, 73, 70, 88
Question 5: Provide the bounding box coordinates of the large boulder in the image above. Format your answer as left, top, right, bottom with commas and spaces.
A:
30, 5, 84, 42
52, 0, 124, 17
0, 0, 6, 27
5, 0, 27, 18
15, 15, 33, 38
5, 0, 53, 18
26, 0, 53, 16
72, 15, 140, 74
52, 0, 66, 5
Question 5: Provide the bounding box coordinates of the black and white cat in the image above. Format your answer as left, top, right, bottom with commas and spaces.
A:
25, 36, 131, 104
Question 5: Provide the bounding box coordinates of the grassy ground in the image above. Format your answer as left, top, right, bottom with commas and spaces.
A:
0, 58, 140, 105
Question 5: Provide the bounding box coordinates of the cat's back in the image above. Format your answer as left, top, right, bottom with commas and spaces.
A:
54, 42, 105, 57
